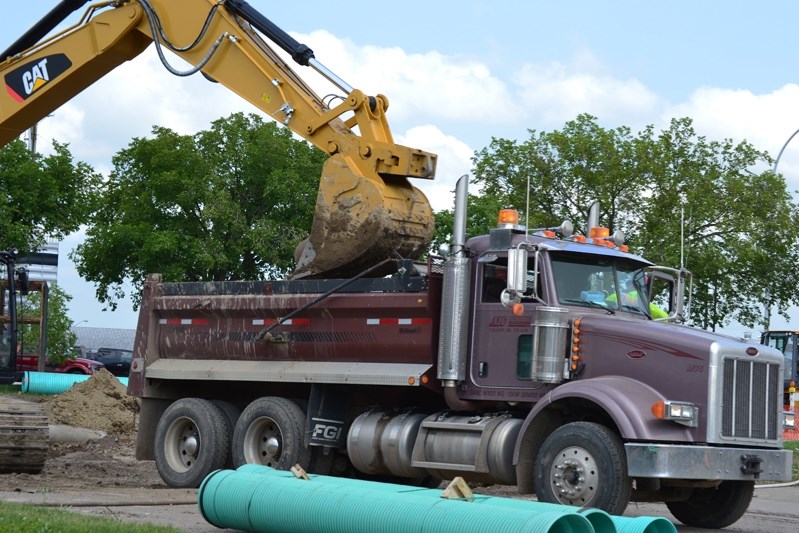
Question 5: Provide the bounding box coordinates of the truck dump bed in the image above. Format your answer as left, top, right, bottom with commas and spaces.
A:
128, 260, 442, 393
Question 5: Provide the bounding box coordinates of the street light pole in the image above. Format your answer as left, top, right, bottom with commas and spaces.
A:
764, 127, 799, 333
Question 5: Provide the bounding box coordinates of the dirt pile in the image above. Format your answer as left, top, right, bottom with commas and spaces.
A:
43, 369, 139, 434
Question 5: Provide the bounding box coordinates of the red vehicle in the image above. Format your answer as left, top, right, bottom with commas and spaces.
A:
16, 350, 104, 375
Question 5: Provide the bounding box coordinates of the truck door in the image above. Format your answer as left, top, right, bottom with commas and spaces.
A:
469, 253, 544, 393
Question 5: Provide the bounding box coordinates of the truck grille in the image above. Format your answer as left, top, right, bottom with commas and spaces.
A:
721, 358, 780, 440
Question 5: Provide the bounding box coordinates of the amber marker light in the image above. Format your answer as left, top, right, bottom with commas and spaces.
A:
408, 377, 416, 385
512, 303, 524, 316
569, 318, 582, 374
589, 227, 610, 239
498, 209, 520, 226
651, 400, 666, 420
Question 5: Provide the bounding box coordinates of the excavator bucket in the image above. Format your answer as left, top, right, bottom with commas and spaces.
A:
292, 154, 434, 279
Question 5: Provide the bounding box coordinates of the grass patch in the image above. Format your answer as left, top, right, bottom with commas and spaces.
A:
0, 384, 20, 394
0, 501, 183, 533
0, 383, 48, 402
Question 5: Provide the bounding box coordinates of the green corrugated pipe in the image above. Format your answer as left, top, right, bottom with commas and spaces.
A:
199, 468, 594, 533
234, 465, 676, 533
22, 371, 128, 395
235, 464, 617, 530
610, 516, 676, 533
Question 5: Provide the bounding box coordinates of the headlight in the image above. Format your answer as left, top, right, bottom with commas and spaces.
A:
651, 400, 699, 428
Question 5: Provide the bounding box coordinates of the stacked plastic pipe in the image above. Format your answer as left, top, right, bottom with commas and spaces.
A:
198, 464, 676, 533
22, 371, 128, 395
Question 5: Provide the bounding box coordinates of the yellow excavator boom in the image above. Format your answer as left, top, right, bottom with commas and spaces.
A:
0, 0, 436, 278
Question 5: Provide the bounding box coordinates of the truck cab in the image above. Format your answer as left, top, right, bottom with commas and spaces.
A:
465, 225, 672, 394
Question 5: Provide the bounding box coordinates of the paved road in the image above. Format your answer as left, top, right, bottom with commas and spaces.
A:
626, 483, 797, 533
1, 483, 796, 532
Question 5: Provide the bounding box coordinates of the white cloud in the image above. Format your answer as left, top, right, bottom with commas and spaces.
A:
296, 30, 517, 125
513, 51, 663, 129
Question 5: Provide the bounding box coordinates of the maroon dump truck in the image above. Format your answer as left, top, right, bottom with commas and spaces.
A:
128, 178, 793, 528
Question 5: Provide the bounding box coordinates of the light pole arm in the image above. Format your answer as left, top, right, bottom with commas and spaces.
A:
773, 127, 799, 175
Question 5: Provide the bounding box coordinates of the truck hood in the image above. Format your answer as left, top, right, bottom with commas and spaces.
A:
572, 314, 777, 443
577, 314, 759, 361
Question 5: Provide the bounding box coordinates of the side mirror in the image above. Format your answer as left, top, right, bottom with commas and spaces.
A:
507, 247, 528, 293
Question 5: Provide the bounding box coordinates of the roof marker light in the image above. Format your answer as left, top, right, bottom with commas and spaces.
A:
589, 227, 610, 239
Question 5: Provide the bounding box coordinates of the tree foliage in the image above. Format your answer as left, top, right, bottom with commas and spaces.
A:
0, 139, 101, 254
459, 114, 799, 331
71, 113, 327, 309
18, 283, 77, 365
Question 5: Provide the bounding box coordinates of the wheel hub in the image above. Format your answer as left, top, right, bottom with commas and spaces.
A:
244, 416, 283, 466
550, 445, 599, 505
264, 436, 280, 458
183, 435, 199, 457
164, 417, 200, 473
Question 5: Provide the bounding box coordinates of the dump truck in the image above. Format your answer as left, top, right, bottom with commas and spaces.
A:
129, 178, 794, 529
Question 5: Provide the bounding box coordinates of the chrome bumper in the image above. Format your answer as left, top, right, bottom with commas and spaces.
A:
625, 443, 793, 481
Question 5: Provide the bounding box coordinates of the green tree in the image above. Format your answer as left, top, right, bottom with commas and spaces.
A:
18, 283, 77, 365
469, 114, 799, 331
0, 139, 101, 254
72, 112, 326, 309
472, 114, 649, 237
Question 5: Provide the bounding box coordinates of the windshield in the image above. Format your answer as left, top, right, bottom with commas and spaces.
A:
550, 252, 652, 317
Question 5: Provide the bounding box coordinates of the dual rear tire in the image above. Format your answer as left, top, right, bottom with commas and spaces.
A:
154, 398, 230, 488
154, 396, 312, 488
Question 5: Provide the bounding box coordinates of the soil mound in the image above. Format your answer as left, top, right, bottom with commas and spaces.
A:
43, 369, 139, 434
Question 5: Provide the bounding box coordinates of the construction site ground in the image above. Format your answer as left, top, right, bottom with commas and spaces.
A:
0, 370, 796, 533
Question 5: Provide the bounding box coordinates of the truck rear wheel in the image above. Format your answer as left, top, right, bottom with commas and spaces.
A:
533, 421, 631, 515
232, 397, 311, 470
154, 398, 230, 488
666, 480, 754, 529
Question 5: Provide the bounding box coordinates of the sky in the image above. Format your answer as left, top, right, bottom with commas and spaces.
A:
3, 0, 799, 337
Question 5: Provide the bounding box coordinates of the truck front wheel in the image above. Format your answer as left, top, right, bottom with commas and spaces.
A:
666, 480, 754, 529
232, 397, 311, 470
533, 421, 631, 515
154, 398, 230, 488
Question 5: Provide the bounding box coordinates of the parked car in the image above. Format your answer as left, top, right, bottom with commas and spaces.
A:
17, 350, 104, 374
92, 348, 132, 377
